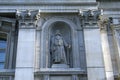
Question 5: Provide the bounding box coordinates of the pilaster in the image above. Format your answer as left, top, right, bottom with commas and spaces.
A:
98, 15, 114, 80
80, 9, 106, 80
15, 10, 39, 80
111, 22, 120, 79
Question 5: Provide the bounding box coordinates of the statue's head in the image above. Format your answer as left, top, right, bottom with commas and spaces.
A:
55, 30, 61, 36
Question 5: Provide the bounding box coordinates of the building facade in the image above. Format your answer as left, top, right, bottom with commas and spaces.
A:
0, 0, 120, 80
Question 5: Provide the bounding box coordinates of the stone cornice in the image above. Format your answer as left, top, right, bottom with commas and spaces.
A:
0, 2, 98, 11
0, 2, 98, 5
35, 68, 86, 75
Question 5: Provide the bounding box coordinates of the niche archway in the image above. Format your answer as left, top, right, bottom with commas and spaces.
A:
40, 18, 80, 68
48, 21, 72, 67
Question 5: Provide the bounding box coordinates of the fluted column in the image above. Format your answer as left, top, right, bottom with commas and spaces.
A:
98, 15, 114, 80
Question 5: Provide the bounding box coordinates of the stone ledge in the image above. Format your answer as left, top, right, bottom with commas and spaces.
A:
0, 2, 98, 5
35, 68, 86, 75
0, 69, 15, 76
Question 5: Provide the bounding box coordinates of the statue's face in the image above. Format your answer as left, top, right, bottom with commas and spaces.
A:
56, 34, 61, 39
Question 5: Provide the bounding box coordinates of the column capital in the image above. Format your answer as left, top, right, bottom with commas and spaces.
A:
16, 10, 40, 29
16, 9, 40, 20
78, 9, 101, 26
98, 15, 109, 32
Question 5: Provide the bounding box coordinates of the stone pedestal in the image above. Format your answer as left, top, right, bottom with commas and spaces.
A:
35, 68, 84, 80
52, 64, 69, 68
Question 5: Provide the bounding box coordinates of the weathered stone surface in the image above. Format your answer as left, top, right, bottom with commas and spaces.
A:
99, 16, 114, 80
15, 26, 35, 80
50, 76, 71, 80
15, 68, 34, 80
87, 68, 105, 80
0, 0, 120, 80
0, 0, 96, 2
84, 27, 106, 80
16, 29, 35, 67
84, 28, 104, 67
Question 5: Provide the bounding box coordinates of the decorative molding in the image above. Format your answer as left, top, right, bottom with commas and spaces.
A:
0, 2, 97, 5
0, 2, 98, 11
35, 68, 85, 75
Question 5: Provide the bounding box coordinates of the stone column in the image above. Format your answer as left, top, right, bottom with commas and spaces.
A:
111, 25, 120, 78
82, 10, 106, 80
98, 16, 114, 80
84, 25, 106, 80
15, 10, 39, 80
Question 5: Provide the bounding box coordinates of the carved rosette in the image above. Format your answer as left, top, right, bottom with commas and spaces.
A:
16, 10, 40, 29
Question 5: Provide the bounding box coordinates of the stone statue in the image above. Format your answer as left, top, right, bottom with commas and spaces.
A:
50, 30, 70, 64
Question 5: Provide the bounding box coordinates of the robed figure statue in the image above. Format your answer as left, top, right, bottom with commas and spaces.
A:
50, 30, 70, 65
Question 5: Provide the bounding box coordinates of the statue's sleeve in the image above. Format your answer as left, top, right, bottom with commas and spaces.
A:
63, 38, 68, 47
50, 37, 54, 52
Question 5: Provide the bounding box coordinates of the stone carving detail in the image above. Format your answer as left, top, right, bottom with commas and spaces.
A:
16, 10, 40, 28
79, 9, 101, 25
50, 30, 71, 65
16, 10, 40, 20
98, 15, 109, 31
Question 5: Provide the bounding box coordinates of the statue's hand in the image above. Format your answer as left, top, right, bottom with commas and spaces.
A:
68, 44, 71, 48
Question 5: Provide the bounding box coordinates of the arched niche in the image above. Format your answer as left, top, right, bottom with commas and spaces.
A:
48, 21, 72, 67
49, 21, 71, 43
40, 18, 80, 68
